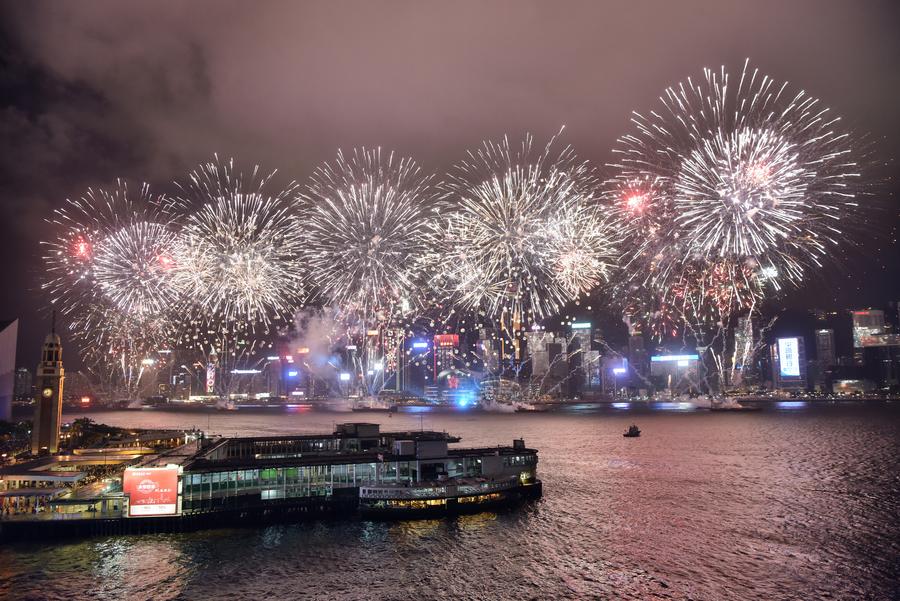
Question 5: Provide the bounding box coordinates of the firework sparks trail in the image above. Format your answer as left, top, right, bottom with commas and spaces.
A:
172, 156, 305, 333
610, 60, 861, 340
438, 130, 618, 323
298, 148, 442, 326
42, 180, 180, 395
43, 180, 180, 321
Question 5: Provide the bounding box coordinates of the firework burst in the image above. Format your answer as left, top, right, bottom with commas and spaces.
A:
298, 147, 442, 325
42, 181, 179, 394
438, 131, 617, 322
609, 60, 862, 342
172, 157, 305, 334
43, 180, 180, 321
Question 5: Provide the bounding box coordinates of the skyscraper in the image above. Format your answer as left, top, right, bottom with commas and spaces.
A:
627, 333, 648, 382
733, 316, 755, 370
525, 330, 553, 377
815, 329, 836, 367
852, 310, 885, 347
433, 334, 459, 378
0, 319, 17, 421
770, 337, 807, 391
14, 366, 32, 400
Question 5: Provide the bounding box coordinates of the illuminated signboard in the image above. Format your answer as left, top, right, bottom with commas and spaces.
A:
650, 354, 700, 362
571, 322, 592, 330
434, 334, 459, 348
777, 337, 800, 377
411, 341, 429, 349
205, 364, 216, 394
852, 310, 889, 347
123, 467, 179, 517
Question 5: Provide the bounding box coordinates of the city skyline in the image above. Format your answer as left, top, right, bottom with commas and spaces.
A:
1, 1, 899, 369
1, 5, 898, 600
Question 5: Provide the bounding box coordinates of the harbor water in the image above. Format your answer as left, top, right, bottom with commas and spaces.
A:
1, 402, 898, 600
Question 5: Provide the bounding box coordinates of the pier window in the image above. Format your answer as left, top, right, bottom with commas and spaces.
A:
380, 462, 397, 482
446, 459, 464, 478
285, 467, 299, 484
463, 457, 481, 477
355, 463, 376, 484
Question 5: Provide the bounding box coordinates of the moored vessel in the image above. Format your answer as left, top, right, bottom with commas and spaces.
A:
1, 423, 541, 540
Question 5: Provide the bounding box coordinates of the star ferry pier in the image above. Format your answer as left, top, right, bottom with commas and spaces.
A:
0, 423, 541, 540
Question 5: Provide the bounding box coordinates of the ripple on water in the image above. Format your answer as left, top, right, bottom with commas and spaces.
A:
1, 404, 898, 601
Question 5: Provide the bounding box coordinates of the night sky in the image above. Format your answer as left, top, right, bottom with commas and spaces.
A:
1, 0, 898, 368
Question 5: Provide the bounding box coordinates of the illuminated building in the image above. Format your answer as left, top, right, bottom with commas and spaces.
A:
405, 338, 432, 397
14, 366, 32, 400
31, 324, 65, 455
811, 329, 836, 392
525, 330, 554, 377
732, 316, 756, 386
770, 337, 808, 391
852, 310, 885, 348
627, 333, 648, 383
433, 334, 458, 376
851, 309, 900, 375
205, 354, 217, 394
380, 327, 406, 392
815, 329, 836, 367
0, 319, 17, 421
602, 356, 629, 396
477, 328, 500, 376
851, 309, 900, 348
649, 354, 700, 394
547, 341, 567, 378
568, 322, 599, 393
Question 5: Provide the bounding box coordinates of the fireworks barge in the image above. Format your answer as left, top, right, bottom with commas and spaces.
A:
0, 423, 540, 540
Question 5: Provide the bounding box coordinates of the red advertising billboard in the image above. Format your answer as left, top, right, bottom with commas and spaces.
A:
123, 466, 179, 517
434, 334, 459, 348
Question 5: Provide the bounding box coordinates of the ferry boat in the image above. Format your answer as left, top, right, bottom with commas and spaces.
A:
359, 438, 541, 518
0, 423, 541, 540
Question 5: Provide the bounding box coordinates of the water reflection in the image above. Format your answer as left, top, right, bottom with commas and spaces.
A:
91, 538, 189, 601
1, 404, 897, 601
776, 401, 809, 409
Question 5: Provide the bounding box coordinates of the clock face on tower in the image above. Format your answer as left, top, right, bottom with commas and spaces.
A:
42, 387, 53, 398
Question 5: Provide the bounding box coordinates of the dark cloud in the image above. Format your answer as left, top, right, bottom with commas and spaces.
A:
1, 0, 899, 367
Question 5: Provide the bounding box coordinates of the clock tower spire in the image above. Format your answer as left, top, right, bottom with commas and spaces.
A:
31, 316, 65, 455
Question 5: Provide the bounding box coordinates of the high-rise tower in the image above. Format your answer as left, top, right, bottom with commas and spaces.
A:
31, 320, 65, 455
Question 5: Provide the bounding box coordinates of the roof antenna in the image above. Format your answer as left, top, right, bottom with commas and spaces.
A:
51, 309, 56, 336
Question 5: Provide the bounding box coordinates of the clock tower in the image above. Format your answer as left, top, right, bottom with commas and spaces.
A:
31, 321, 65, 455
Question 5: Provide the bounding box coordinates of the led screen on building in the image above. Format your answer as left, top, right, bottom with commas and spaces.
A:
123, 466, 179, 517
206, 363, 216, 394
434, 334, 459, 348
777, 337, 800, 377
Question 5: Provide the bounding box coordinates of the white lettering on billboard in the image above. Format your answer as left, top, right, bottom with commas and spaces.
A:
778, 338, 800, 377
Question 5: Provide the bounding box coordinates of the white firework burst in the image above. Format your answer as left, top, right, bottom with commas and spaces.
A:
298, 147, 442, 324
609, 59, 860, 295
438, 131, 616, 321
172, 156, 305, 331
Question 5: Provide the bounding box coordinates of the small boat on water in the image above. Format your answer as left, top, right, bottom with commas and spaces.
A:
623, 424, 641, 438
